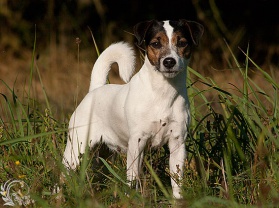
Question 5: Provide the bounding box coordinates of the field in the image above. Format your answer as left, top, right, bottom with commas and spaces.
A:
1, 35, 279, 207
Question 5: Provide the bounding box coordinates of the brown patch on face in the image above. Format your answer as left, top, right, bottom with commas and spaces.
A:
146, 31, 170, 68
172, 31, 192, 59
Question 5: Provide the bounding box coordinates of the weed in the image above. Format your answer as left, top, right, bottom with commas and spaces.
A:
1, 36, 279, 207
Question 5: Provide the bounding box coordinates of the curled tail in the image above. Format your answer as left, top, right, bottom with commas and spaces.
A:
89, 42, 136, 92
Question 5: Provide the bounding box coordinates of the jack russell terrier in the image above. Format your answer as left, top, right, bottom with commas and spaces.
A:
63, 19, 204, 199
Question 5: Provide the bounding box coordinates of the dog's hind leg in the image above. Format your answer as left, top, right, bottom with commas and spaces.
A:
62, 126, 100, 170
62, 131, 85, 170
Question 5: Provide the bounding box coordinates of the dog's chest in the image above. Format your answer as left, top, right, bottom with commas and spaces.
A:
127, 68, 189, 147
146, 103, 186, 147
149, 117, 173, 147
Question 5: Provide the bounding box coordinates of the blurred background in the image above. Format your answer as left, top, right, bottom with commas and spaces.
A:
0, 0, 278, 118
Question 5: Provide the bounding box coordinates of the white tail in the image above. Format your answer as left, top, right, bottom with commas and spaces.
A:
89, 42, 136, 92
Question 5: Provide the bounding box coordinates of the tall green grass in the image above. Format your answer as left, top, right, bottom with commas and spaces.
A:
1, 41, 279, 207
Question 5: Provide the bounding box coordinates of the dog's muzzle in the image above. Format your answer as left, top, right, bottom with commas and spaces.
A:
160, 57, 181, 78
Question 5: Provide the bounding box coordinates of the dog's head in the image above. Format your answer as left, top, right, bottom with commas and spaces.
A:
134, 19, 204, 78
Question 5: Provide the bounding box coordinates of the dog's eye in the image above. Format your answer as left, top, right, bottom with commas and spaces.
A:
150, 41, 162, 49
177, 40, 188, 48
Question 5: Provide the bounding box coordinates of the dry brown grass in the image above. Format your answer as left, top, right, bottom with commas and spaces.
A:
1, 30, 278, 121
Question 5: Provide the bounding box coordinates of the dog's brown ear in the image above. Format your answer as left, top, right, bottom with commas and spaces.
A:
179, 19, 204, 46
134, 20, 155, 47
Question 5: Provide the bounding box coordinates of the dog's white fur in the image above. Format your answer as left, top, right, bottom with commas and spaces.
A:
63, 20, 203, 198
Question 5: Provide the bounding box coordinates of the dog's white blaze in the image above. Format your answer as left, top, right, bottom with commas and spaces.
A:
163, 21, 173, 47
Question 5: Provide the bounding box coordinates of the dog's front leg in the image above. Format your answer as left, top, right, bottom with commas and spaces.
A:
168, 136, 186, 199
126, 135, 148, 189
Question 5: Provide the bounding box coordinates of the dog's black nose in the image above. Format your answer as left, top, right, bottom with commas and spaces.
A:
163, 58, 176, 69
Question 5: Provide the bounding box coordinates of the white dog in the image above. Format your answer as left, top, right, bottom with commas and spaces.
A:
63, 19, 204, 199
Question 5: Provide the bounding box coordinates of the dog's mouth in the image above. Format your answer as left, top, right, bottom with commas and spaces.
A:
161, 69, 180, 78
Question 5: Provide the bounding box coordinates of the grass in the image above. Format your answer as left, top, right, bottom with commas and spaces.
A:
0, 38, 279, 208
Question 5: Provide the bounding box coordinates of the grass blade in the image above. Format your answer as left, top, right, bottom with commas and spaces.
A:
144, 157, 171, 200
99, 157, 128, 186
